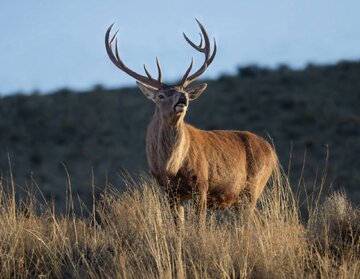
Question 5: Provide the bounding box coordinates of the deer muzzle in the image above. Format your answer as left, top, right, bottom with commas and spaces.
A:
174, 93, 188, 113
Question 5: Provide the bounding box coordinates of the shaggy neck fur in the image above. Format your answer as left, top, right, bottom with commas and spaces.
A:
147, 108, 190, 176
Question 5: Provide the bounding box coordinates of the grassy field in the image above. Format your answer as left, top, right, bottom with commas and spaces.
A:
1, 167, 359, 278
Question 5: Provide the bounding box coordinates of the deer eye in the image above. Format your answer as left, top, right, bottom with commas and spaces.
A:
158, 94, 165, 100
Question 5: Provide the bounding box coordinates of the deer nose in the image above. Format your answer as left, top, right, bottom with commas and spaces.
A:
178, 93, 187, 104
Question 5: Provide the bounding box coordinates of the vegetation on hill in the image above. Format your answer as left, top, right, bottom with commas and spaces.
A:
0, 61, 359, 211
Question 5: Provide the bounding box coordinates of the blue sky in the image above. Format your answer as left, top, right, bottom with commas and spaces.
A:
0, 0, 359, 95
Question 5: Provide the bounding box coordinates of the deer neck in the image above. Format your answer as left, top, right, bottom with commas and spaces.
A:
147, 109, 189, 176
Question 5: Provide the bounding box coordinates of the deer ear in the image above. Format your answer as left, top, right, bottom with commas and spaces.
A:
136, 81, 157, 102
186, 83, 207, 101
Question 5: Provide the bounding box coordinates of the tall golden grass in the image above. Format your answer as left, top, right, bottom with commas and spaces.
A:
0, 168, 359, 278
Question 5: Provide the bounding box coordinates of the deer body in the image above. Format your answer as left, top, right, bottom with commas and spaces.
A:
105, 19, 278, 225
147, 112, 276, 220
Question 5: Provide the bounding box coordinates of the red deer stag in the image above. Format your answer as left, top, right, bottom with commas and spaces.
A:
105, 20, 278, 226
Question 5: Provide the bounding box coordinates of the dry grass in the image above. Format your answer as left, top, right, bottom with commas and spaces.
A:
0, 171, 359, 279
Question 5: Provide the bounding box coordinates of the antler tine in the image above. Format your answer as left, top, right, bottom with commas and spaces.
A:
143, 65, 154, 81
183, 33, 203, 52
110, 30, 119, 44
143, 58, 162, 83
156, 58, 162, 84
179, 58, 194, 86
195, 19, 211, 59
198, 33, 203, 48
179, 19, 217, 88
208, 37, 217, 65
182, 22, 209, 54
105, 24, 164, 89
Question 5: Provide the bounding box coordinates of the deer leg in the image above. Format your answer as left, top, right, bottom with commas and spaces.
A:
235, 189, 256, 222
167, 192, 184, 228
174, 200, 185, 230
196, 188, 207, 229
177, 202, 185, 224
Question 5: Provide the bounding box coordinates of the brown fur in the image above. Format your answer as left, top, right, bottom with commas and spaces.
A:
145, 99, 278, 225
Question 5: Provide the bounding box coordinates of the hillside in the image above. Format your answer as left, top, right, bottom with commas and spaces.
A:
0, 61, 359, 211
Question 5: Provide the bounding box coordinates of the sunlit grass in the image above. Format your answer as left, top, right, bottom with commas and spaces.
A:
0, 169, 359, 278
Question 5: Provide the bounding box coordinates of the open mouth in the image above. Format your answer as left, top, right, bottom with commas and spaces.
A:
174, 101, 187, 112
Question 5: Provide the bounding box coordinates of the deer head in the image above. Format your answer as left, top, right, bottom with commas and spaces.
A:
105, 19, 216, 121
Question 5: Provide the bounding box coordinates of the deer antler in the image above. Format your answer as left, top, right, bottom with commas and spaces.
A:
105, 23, 165, 89
179, 19, 217, 88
